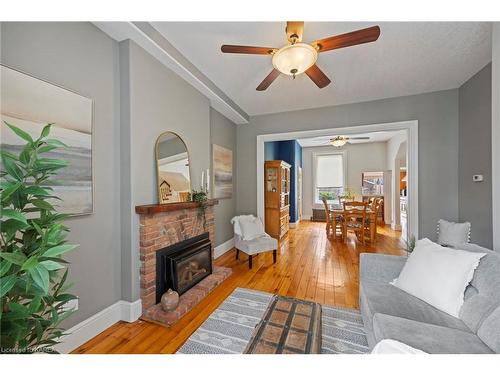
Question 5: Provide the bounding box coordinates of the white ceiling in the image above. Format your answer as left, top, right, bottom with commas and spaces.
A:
297, 130, 405, 147
152, 22, 492, 116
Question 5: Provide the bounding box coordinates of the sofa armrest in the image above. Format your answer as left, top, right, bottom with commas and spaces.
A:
360, 253, 407, 283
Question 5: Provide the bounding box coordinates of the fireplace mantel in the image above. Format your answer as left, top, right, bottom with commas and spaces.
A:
135, 199, 218, 215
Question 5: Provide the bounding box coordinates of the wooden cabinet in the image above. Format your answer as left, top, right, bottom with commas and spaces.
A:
265, 160, 291, 240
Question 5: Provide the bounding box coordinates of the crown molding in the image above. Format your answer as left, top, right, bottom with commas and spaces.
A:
93, 22, 249, 125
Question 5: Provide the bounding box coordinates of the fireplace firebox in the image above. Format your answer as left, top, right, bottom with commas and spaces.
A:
155, 233, 212, 303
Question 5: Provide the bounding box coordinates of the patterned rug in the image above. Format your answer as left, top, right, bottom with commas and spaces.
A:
177, 288, 369, 354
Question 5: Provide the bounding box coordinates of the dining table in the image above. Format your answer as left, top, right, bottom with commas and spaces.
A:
328, 203, 378, 242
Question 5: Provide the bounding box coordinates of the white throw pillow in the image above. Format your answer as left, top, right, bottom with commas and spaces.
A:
239, 216, 265, 241
392, 238, 486, 317
437, 219, 471, 247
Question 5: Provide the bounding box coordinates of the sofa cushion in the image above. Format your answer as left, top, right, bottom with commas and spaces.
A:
361, 280, 468, 332
477, 304, 500, 353
459, 251, 500, 332
372, 313, 493, 354
234, 234, 278, 256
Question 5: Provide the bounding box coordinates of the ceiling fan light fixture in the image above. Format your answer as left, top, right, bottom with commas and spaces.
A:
272, 43, 318, 77
330, 136, 347, 147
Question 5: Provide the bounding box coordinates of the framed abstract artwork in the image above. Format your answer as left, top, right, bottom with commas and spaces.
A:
0, 65, 94, 215
212, 144, 233, 199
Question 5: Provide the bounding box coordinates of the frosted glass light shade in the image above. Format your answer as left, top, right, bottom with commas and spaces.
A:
272, 43, 318, 76
330, 136, 347, 147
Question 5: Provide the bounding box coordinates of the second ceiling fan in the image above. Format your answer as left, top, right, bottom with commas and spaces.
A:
221, 22, 381, 91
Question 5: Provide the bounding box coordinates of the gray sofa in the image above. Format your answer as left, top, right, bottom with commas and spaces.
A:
360, 244, 500, 354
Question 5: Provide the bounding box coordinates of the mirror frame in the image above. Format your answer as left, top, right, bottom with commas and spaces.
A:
155, 131, 192, 204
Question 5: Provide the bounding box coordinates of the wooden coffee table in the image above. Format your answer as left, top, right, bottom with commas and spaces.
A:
244, 295, 322, 354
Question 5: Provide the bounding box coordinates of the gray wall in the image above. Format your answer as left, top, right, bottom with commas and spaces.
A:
210, 108, 237, 246
120, 40, 211, 302
237, 89, 460, 240
1, 22, 122, 327
459, 63, 493, 248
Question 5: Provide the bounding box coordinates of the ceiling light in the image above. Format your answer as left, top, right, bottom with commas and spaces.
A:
330, 136, 347, 147
272, 43, 318, 78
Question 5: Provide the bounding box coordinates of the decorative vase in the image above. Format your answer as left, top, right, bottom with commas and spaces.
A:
161, 288, 179, 312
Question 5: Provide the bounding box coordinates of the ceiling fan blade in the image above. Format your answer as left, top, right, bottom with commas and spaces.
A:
221, 45, 276, 55
305, 64, 331, 88
256, 69, 281, 91
286, 21, 304, 43
312, 26, 380, 53
347, 137, 371, 140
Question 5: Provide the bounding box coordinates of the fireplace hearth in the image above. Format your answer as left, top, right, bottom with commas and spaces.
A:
156, 232, 212, 303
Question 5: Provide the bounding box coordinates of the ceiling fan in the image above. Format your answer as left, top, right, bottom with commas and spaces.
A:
220, 22, 380, 91
327, 135, 371, 147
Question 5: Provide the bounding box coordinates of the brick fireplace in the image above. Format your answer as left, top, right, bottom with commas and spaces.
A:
136, 200, 232, 326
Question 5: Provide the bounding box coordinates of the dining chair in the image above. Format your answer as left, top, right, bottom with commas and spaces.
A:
342, 201, 368, 245
362, 198, 382, 243
321, 197, 334, 237
321, 197, 343, 240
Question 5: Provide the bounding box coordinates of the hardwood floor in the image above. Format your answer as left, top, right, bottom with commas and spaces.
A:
73, 221, 405, 354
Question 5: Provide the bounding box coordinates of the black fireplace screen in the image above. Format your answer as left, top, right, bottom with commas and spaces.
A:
156, 233, 212, 303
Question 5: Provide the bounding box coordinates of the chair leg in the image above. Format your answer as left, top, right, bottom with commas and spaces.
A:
236, 248, 239, 260
273, 249, 277, 263
248, 255, 253, 269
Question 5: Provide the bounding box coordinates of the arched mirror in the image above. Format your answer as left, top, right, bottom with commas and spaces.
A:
155, 132, 191, 204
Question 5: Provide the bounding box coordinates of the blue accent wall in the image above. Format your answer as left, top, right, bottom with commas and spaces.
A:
264, 141, 279, 161
264, 140, 302, 223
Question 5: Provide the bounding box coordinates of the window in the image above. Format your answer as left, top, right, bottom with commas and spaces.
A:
314, 152, 345, 204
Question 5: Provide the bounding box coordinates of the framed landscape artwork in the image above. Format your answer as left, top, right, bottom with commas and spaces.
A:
212, 144, 233, 199
0, 65, 94, 215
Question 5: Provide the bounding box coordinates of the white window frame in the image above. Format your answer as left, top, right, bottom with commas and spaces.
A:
312, 150, 347, 205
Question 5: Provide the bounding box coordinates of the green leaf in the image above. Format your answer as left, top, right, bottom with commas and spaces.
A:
5, 302, 30, 320
37, 158, 68, 167
45, 139, 68, 148
39, 260, 64, 271
37, 145, 58, 154
1, 155, 23, 181
0, 181, 22, 201
43, 244, 77, 257
0, 274, 17, 297
28, 265, 49, 294
0, 149, 18, 160
40, 124, 52, 139
0, 260, 12, 277
1, 208, 28, 224
29, 296, 42, 314
21, 256, 39, 270
31, 199, 55, 211
19, 147, 32, 165
5, 122, 34, 144
24, 185, 51, 197
0, 252, 27, 266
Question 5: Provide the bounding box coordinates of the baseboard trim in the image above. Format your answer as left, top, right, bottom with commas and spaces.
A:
54, 299, 142, 353
391, 223, 402, 231
214, 237, 235, 259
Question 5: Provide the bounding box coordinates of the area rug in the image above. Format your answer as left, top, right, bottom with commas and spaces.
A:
177, 288, 369, 354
